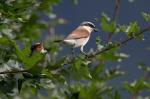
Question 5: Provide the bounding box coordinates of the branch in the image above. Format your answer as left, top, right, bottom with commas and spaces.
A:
112, 0, 121, 21
88, 25, 150, 58
0, 25, 150, 75
0, 69, 28, 74
107, 0, 121, 42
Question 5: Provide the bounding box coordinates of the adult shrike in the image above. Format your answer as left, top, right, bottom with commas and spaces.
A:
56, 21, 98, 54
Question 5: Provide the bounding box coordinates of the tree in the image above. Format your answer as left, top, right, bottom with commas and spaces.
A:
0, 0, 150, 99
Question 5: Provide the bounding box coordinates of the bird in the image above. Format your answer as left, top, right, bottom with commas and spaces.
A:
29, 42, 51, 67
55, 21, 98, 55
29, 42, 47, 57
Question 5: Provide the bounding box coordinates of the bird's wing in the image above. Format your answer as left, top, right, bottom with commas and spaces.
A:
65, 28, 90, 39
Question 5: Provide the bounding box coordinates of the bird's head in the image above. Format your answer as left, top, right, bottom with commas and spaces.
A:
80, 21, 98, 33
30, 43, 47, 56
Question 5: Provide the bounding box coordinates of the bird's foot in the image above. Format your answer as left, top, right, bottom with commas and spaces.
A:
81, 51, 88, 56
71, 47, 76, 59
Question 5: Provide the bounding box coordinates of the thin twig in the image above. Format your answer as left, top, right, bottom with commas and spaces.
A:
112, 0, 121, 21
88, 25, 150, 58
0, 69, 28, 74
107, 0, 121, 42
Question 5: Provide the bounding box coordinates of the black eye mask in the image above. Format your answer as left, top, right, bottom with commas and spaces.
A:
81, 23, 96, 28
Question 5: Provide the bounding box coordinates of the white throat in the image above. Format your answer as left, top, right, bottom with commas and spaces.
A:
78, 26, 93, 33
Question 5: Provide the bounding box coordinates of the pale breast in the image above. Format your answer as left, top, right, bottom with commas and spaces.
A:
74, 36, 90, 48
63, 39, 76, 46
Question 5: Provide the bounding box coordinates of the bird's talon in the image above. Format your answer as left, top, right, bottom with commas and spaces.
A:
81, 51, 88, 56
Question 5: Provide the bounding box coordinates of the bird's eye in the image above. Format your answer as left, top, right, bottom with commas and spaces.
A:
38, 46, 42, 49
83, 23, 95, 28
88, 24, 95, 28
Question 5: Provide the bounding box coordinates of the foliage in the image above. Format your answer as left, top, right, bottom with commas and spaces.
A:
0, 0, 150, 99
142, 12, 150, 23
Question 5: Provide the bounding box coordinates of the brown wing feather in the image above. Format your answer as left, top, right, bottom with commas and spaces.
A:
65, 28, 90, 39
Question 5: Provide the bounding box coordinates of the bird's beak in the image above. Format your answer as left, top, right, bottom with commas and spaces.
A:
94, 28, 98, 32
41, 49, 47, 54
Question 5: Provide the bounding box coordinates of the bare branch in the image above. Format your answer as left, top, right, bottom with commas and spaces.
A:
107, 0, 121, 42
112, 0, 121, 21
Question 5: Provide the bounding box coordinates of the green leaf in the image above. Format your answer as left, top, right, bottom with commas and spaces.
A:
100, 13, 117, 33
96, 36, 101, 45
142, 12, 150, 22
124, 79, 149, 94
138, 63, 150, 72
114, 91, 121, 99
38, 0, 61, 12
0, 37, 11, 46
79, 81, 111, 99
91, 64, 105, 79
127, 22, 139, 36
14, 43, 43, 69
120, 22, 140, 38
96, 45, 127, 62
64, 57, 92, 80
100, 68, 124, 81
41, 69, 52, 78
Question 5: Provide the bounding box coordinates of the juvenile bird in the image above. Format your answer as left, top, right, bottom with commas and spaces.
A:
29, 43, 47, 57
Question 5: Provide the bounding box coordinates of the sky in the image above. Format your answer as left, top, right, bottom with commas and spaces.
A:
51, 0, 150, 97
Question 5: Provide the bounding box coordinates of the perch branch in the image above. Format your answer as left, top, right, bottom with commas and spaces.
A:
88, 25, 150, 58
0, 25, 150, 75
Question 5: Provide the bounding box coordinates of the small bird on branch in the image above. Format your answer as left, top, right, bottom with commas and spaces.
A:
54, 21, 98, 55
29, 42, 47, 57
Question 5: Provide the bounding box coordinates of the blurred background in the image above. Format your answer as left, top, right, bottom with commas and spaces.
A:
50, 0, 150, 97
